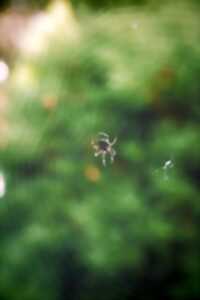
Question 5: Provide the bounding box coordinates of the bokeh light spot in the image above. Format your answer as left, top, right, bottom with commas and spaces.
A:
84, 165, 101, 182
0, 60, 9, 83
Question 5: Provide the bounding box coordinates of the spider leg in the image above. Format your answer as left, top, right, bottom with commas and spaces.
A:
102, 152, 106, 166
91, 140, 99, 151
110, 149, 116, 163
91, 140, 95, 147
99, 138, 109, 143
94, 150, 102, 157
98, 132, 109, 138
111, 137, 117, 145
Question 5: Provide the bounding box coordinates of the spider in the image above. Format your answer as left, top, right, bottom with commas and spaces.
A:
91, 132, 117, 166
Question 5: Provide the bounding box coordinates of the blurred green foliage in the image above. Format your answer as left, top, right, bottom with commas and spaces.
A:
0, 0, 49, 11
72, 0, 147, 9
1, 0, 200, 11
0, 0, 147, 11
0, 1, 200, 300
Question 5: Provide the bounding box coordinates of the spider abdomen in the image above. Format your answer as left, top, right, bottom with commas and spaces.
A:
98, 140, 109, 151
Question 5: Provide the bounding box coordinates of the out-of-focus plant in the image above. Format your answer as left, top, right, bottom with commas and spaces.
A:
0, 1, 200, 300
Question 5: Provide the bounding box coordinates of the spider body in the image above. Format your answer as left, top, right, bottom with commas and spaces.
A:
92, 132, 117, 166
97, 140, 110, 151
